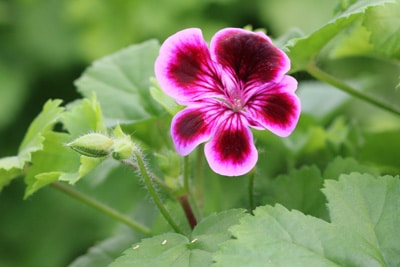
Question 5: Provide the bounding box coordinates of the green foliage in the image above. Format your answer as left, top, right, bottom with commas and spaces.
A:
1, 0, 400, 266
213, 174, 400, 267
75, 40, 164, 125
110, 210, 246, 267
287, 0, 398, 72
0, 99, 64, 190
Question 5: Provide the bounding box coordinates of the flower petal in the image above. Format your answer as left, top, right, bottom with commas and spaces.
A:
171, 105, 220, 156
155, 28, 223, 104
247, 75, 300, 137
210, 28, 290, 88
204, 114, 257, 176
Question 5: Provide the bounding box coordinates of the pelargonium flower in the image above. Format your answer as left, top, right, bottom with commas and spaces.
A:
155, 28, 300, 176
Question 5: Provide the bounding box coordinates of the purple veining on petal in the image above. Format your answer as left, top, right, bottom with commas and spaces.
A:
155, 28, 224, 105
211, 28, 290, 87
171, 108, 212, 156
204, 113, 257, 176
246, 75, 300, 137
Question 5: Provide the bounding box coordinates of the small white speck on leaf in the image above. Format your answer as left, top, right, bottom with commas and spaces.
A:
162, 239, 167, 245
133, 245, 140, 250
190, 238, 198, 243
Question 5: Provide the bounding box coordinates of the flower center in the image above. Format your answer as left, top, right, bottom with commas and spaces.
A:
231, 97, 243, 112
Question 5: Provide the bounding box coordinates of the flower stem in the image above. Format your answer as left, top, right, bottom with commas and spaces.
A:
132, 149, 185, 235
181, 155, 199, 229
51, 181, 151, 235
195, 146, 204, 216
307, 61, 400, 116
183, 155, 190, 193
178, 195, 197, 229
247, 168, 256, 215
120, 159, 171, 193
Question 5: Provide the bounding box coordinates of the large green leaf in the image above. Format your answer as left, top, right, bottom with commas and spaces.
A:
0, 99, 64, 191
75, 40, 164, 125
68, 233, 139, 267
363, 1, 400, 58
24, 95, 112, 197
213, 173, 400, 266
286, 0, 397, 72
262, 166, 327, 218
323, 174, 400, 266
24, 132, 80, 198
62, 94, 107, 138
110, 209, 246, 267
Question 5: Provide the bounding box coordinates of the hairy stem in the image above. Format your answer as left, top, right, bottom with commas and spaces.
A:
120, 159, 171, 193
308, 61, 400, 116
132, 149, 185, 235
51, 182, 151, 235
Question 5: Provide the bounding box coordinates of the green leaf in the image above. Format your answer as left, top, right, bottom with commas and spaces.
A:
24, 131, 106, 198
323, 173, 400, 266
75, 40, 164, 125
262, 166, 327, 218
213, 173, 400, 266
62, 94, 107, 138
359, 129, 400, 173
110, 209, 246, 267
363, 1, 400, 57
286, 0, 396, 72
68, 233, 139, 267
19, 99, 64, 162
323, 156, 379, 179
24, 132, 79, 198
296, 80, 350, 120
0, 157, 23, 189
149, 77, 181, 115
0, 99, 64, 191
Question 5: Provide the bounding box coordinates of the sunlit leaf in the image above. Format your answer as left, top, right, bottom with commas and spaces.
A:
363, 1, 400, 57
75, 40, 164, 126
24, 132, 80, 198
110, 209, 246, 267
0, 157, 23, 189
62, 94, 107, 138
213, 173, 400, 266
149, 78, 181, 115
286, 0, 397, 72
0, 99, 64, 191
19, 99, 64, 161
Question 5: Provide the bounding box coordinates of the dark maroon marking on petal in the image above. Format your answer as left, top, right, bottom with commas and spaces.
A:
168, 44, 212, 87
214, 119, 251, 164
259, 94, 297, 127
175, 109, 208, 141
215, 32, 286, 84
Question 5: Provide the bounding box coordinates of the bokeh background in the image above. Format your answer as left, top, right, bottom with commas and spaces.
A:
0, 1, 337, 266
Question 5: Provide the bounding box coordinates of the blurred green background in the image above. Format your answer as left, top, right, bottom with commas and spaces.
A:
0, 1, 336, 266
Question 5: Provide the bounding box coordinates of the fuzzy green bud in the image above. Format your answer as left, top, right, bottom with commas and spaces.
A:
67, 133, 114, 157
111, 125, 134, 160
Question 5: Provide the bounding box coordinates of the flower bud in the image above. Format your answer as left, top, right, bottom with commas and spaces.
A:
67, 133, 114, 157
111, 125, 134, 160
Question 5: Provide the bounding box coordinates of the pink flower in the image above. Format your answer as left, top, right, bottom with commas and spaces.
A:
155, 28, 300, 176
